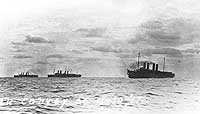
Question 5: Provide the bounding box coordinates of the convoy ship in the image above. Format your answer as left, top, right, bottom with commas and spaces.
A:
127, 52, 175, 78
14, 72, 38, 77
48, 70, 81, 78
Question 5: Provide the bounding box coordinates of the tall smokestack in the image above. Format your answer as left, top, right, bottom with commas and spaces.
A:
152, 63, 155, 71
156, 64, 158, 71
143, 62, 146, 69
147, 63, 149, 69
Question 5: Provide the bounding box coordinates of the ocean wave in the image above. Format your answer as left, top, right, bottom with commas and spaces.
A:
0, 78, 199, 114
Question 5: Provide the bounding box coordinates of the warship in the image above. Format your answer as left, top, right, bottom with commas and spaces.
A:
14, 72, 38, 77
127, 52, 175, 78
48, 69, 81, 78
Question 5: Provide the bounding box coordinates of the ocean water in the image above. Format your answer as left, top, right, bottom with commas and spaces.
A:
0, 77, 200, 114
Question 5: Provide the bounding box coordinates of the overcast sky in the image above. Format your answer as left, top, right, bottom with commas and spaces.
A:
0, 0, 200, 78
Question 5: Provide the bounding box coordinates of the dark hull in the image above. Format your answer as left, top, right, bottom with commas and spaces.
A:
48, 74, 81, 78
127, 69, 175, 78
14, 75, 38, 77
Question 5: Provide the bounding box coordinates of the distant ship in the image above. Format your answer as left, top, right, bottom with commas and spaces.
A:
48, 69, 81, 78
127, 52, 175, 78
14, 72, 38, 77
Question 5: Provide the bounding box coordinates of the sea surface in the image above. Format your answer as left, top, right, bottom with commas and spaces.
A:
0, 77, 200, 114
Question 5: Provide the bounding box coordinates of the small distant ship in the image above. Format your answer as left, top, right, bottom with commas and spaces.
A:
48, 69, 81, 78
127, 52, 175, 78
14, 72, 38, 77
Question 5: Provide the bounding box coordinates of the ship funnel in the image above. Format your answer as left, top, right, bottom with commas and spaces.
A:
152, 63, 155, 71
143, 62, 146, 69
156, 64, 158, 71
147, 63, 150, 69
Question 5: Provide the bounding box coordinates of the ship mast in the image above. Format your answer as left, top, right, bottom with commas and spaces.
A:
163, 57, 165, 72
137, 52, 140, 69
53, 68, 55, 73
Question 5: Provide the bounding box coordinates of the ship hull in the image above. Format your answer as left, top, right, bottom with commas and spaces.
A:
48, 74, 81, 78
127, 69, 175, 78
14, 75, 38, 77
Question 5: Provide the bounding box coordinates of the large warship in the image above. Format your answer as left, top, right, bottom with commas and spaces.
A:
14, 72, 38, 77
48, 69, 81, 78
127, 52, 175, 78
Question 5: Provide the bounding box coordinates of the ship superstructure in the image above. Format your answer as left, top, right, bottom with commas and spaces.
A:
14, 72, 38, 77
48, 69, 81, 78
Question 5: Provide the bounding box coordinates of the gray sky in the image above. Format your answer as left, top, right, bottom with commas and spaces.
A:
0, 0, 200, 78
